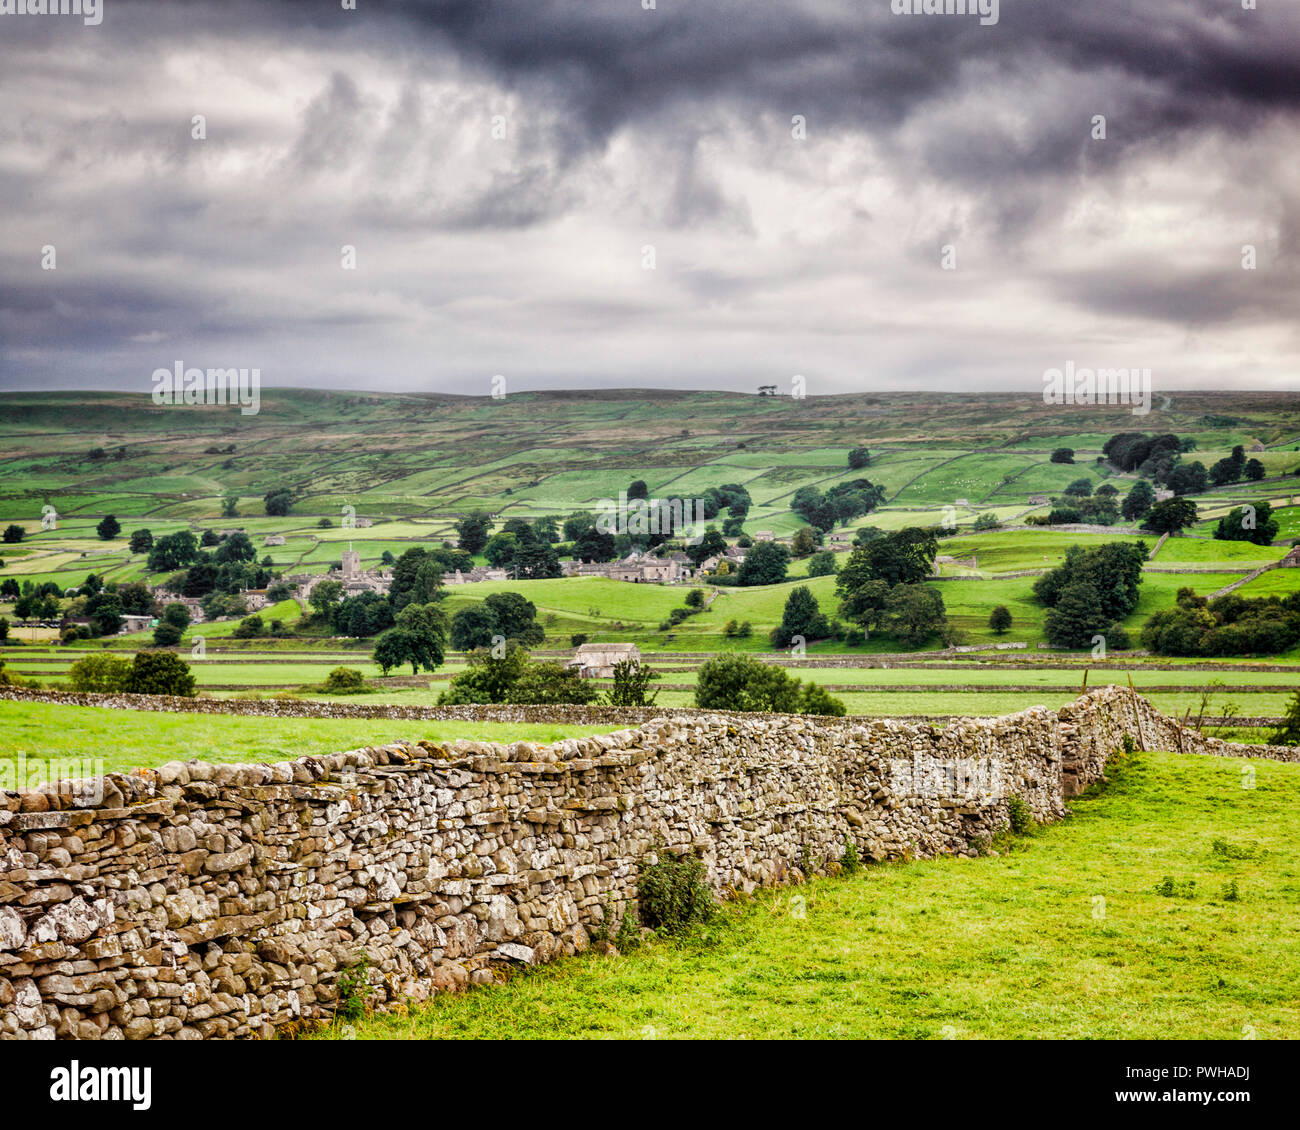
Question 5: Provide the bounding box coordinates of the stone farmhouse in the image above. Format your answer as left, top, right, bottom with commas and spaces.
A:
562, 550, 694, 584
566, 642, 641, 678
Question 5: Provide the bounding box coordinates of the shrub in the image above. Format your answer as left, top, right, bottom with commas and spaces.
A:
569, 633, 588, 648
67, 653, 132, 693
232, 615, 265, 639
1005, 795, 1034, 836
604, 658, 659, 707
152, 622, 183, 647
841, 835, 861, 874
323, 666, 366, 694
335, 955, 373, 1021
637, 850, 714, 935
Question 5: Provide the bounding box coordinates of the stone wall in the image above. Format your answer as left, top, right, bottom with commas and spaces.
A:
1, 686, 1295, 1040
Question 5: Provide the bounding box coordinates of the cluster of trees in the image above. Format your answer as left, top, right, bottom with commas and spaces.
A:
264, 489, 294, 516
483, 518, 563, 578
1038, 479, 1120, 525
448, 591, 545, 651
67, 650, 197, 696
1050, 448, 1074, 464
1207, 445, 1266, 487
1214, 502, 1279, 546
694, 653, 845, 716
1103, 432, 1193, 477
1032, 541, 1147, 648
791, 478, 886, 532
1141, 588, 1300, 657
833, 528, 949, 647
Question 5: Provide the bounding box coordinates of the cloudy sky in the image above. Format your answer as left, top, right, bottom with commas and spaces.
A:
1, 0, 1298, 398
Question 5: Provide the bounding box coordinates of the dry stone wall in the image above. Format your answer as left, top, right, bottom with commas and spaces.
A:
1, 686, 1295, 1040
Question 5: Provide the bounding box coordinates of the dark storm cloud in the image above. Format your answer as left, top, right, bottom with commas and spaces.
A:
0, 0, 1297, 394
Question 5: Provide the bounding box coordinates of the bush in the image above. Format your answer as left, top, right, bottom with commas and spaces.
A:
569, 633, 588, 648
322, 666, 366, 694
123, 650, 197, 696
152, 622, 183, 647
231, 615, 264, 639
1006, 795, 1034, 836
67, 653, 132, 693
637, 850, 714, 935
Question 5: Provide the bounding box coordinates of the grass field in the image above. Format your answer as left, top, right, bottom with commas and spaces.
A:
311, 749, 1300, 1040
0, 701, 613, 773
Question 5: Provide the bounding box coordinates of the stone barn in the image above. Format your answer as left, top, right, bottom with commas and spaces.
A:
567, 642, 641, 678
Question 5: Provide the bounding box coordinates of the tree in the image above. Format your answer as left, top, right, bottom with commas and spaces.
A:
449, 606, 499, 650
1141, 497, 1198, 535
68, 653, 132, 692
504, 661, 600, 705
455, 511, 493, 555
807, 550, 837, 577
885, 584, 947, 647
1166, 461, 1208, 496
1244, 458, 1266, 482
232, 615, 265, 638
1209, 457, 1243, 487
627, 480, 649, 501
215, 532, 255, 564
1043, 582, 1106, 648
162, 602, 191, 630
152, 622, 183, 646
837, 527, 938, 592
438, 644, 531, 703
1050, 448, 1075, 464
221, 493, 239, 518
736, 541, 790, 586
1121, 479, 1155, 521
1063, 478, 1093, 498
96, 514, 121, 540
1033, 541, 1147, 624
483, 531, 520, 569
129, 529, 154, 554
3, 525, 25, 544
306, 579, 343, 618
988, 605, 1012, 634
124, 650, 197, 696
972, 512, 1001, 531
373, 603, 447, 675
684, 588, 705, 608
147, 530, 198, 572
686, 527, 727, 567
695, 653, 801, 713
847, 446, 871, 470
483, 592, 544, 644
1215, 502, 1278, 546
790, 527, 818, 557
770, 586, 830, 648
263, 489, 294, 516
605, 659, 659, 707
574, 526, 617, 563
1272, 690, 1300, 746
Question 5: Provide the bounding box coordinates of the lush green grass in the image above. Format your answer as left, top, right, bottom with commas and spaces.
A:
313, 750, 1300, 1040
0, 701, 614, 773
